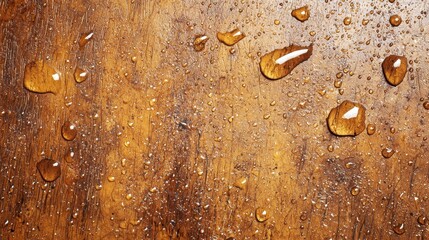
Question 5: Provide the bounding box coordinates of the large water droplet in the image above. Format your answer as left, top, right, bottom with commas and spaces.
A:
327, 100, 366, 136
260, 44, 313, 80
74, 67, 88, 83
193, 35, 209, 52
389, 15, 402, 26
37, 158, 61, 182
79, 31, 94, 48
382, 55, 407, 86
217, 29, 245, 46
62, 121, 77, 141
291, 6, 310, 22
24, 61, 61, 94
255, 207, 269, 222
392, 223, 405, 235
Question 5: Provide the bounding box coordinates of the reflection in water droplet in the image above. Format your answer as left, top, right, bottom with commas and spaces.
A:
37, 159, 61, 182
217, 29, 245, 46
382, 55, 407, 86
193, 35, 209, 52
327, 100, 366, 136
393, 223, 405, 235
74, 67, 88, 83
334, 79, 343, 88
367, 124, 376, 135
260, 44, 313, 80
389, 15, 402, 26
291, 6, 310, 22
423, 101, 429, 110
350, 186, 360, 196
343, 17, 352, 25
382, 148, 395, 158
79, 31, 94, 48
418, 215, 427, 225
233, 177, 248, 189
255, 207, 269, 222
62, 121, 77, 141
24, 61, 61, 94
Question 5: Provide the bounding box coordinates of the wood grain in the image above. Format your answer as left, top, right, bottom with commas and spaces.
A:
1, 0, 429, 239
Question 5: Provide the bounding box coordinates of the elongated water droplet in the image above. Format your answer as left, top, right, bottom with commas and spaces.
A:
24, 61, 61, 94
193, 35, 209, 52
382, 148, 395, 158
327, 100, 366, 136
74, 67, 88, 83
382, 55, 407, 86
62, 121, 77, 141
37, 158, 61, 182
291, 6, 310, 22
79, 31, 94, 48
255, 207, 269, 222
260, 44, 313, 80
217, 29, 245, 46
233, 177, 248, 190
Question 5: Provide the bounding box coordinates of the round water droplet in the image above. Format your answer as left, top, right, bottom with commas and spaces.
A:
389, 15, 402, 26
382, 148, 395, 158
74, 67, 88, 83
24, 61, 61, 94
367, 124, 376, 135
79, 31, 94, 48
255, 207, 269, 222
327, 145, 334, 152
193, 35, 209, 52
327, 100, 366, 136
343, 17, 352, 25
217, 29, 246, 46
37, 158, 61, 182
382, 55, 407, 86
393, 223, 405, 235
62, 121, 77, 141
350, 186, 360, 196
423, 101, 429, 110
291, 6, 310, 22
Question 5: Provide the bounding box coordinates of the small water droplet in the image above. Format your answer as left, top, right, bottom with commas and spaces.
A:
327, 145, 334, 152
255, 207, 269, 222
74, 67, 88, 83
62, 121, 77, 141
37, 158, 61, 182
274, 19, 280, 25
108, 176, 115, 182
334, 79, 343, 88
423, 101, 429, 110
343, 17, 352, 25
79, 31, 94, 48
367, 124, 376, 135
389, 15, 402, 26
260, 44, 313, 80
327, 100, 366, 136
291, 6, 310, 22
382, 55, 407, 86
233, 177, 248, 190
393, 223, 405, 235
193, 35, 209, 52
362, 19, 369, 25
24, 61, 61, 94
418, 215, 427, 225
350, 186, 360, 196
216, 29, 245, 46
382, 148, 395, 158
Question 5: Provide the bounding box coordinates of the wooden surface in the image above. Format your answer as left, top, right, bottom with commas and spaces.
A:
1, 0, 429, 239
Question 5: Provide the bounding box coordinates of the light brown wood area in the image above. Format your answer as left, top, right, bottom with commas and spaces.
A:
1, 1, 429, 239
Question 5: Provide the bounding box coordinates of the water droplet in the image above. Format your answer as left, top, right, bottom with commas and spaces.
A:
108, 176, 115, 182
37, 158, 61, 182
233, 177, 248, 190
291, 6, 310, 22
193, 35, 209, 52
367, 124, 376, 135
423, 101, 429, 110
327, 100, 366, 136
61, 121, 77, 141
216, 29, 245, 46
382, 148, 395, 158
260, 44, 313, 80
350, 186, 360, 196
418, 215, 427, 225
74, 67, 88, 83
389, 15, 402, 27
393, 223, 405, 235
24, 61, 61, 94
327, 145, 334, 152
255, 207, 269, 222
79, 31, 94, 48
334, 79, 343, 88
274, 19, 280, 25
343, 17, 352, 25
390, 127, 396, 134
362, 19, 369, 25
382, 55, 407, 86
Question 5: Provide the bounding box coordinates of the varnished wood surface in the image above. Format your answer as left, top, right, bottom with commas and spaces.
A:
1, 0, 429, 239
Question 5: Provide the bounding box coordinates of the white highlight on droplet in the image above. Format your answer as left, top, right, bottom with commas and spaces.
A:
53, 162, 59, 167
79, 72, 87, 77
85, 32, 94, 40
275, 49, 309, 65
393, 59, 401, 68
199, 35, 208, 41
52, 73, 60, 81
342, 106, 359, 119
233, 31, 242, 37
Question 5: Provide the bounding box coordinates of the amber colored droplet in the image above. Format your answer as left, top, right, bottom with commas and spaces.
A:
334, 79, 343, 88
255, 207, 269, 222
217, 29, 245, 46
367, 124, 376, 135
343, 17, 352, 25
61, 121, 77, 141
79, 31, 94, 48
382, 148, 395, 158
327, 145, 334, 152
418, 215, 427, 225
260, 44, 313, 80
389, 15, 402, 27
291, 6, 310, 22
327, 100, 366, 136
362, 19, 369, 25
350, 186, 360, 196
24, 60, 61, 94
382, 55, 407, 86
74, 67, 88, 83
233, 177, 248, 190
423, 101, 429, 110
274, 19, 280, 25
193, 35, 209, 52
336, 72, 343, 79
37, 159, 61, 182
393, 223, 405, 235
